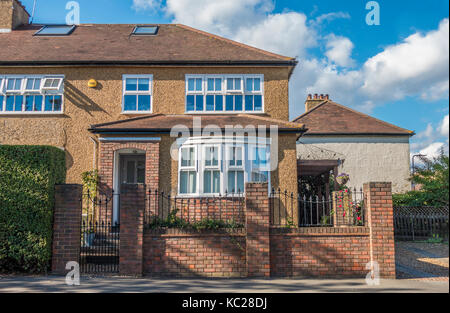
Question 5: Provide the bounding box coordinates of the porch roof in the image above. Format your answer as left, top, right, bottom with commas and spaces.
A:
89, 114, 307, 134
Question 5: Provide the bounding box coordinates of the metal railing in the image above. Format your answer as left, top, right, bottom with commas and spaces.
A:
144, 190, 245, 229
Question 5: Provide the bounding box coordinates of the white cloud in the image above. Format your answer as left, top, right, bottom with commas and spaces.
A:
439, 115, 449, 137
132, 0, 162, 11
419, 142, 445, 159
325, 34, 356, 67
313, 12, 351, 25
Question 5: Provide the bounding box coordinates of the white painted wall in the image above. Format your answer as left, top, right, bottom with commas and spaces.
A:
297, 136, 412, 193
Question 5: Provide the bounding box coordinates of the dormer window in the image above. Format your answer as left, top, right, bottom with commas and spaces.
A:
132, 26, 159, 36
34, 25, 76, 36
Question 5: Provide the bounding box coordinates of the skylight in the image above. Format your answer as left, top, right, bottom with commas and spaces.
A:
132, 26, 159, 36
34, 25, 76, 36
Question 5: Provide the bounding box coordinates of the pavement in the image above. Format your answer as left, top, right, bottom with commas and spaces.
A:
0, 276, 448, 293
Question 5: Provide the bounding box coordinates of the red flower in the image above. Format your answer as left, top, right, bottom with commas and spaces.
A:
357, 217, 361, 221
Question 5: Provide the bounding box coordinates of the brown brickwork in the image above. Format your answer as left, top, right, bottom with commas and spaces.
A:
119, 184, 146, 276
98, 141, 159, 221
245, 182, 270, 277
52, 184, 82, 274
364, 182, 396, 278
144, 229, 246, 277
270, 227, 370, 277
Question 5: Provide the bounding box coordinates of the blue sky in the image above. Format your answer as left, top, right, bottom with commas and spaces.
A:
21, 0, 449, 157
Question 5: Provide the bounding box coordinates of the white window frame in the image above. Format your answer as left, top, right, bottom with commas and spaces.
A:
185, 74, 264, 114
201, 144, 222, 196
177, 137, 271, 197
41, 77, 64, 93
122, 74, 153, 114
0, 74, 64, 115
249, 144, 271, 184
178, 145, 198, 196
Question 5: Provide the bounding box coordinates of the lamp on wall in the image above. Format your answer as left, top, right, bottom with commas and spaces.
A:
88, 79, 98, 88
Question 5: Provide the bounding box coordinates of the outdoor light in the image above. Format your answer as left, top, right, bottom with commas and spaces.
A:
88, 79, 98, 88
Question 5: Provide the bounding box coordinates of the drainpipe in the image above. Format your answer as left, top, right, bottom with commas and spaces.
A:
90, 137, 98, 171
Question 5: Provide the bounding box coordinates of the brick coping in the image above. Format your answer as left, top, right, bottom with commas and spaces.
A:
270, 226, 370, 236
144, 228, 246, 237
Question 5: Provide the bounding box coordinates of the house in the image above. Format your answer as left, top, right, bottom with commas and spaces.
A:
293, 94, 415, 194
0, 0, 305, 224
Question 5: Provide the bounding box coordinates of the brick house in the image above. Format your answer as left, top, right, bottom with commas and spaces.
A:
1, 1, 396, 278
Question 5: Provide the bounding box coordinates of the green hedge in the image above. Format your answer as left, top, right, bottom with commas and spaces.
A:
0, 145, 66, 273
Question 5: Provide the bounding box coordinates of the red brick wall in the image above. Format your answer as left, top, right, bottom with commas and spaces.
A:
52, 184, 82, 274
364, 182, 396, 278
270, 227, 370, 277
119, 184, 145, 276
143, 229, 246, 277
98, 141, 160, 221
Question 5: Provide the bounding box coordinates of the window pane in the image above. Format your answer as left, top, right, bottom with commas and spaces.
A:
254, 78, 261, 91
235, 95, 243, 110
138, 95, 151, 111
235, 78, 241, 90
0, 96, 3, 111
215, 78, 222, 91
228, 171, 235, 193
43, 79, 53, 88
26, 79, 34, 90
195, 95, 203, 111
204, 171, 211, 193
53, 95, 62, 111
181, 147, 194, 167
180, 172, 188, 194
189, 171, 197, 193
213, 171, 220, 193
35, 95, 43, 111
126, 78, 137, 91
34, 79, 42, 90
138, 78, 149, 91
51, 79, 60, 88
245, 95, 253, 111
124, 95, 137, 111
254, 95, 262, 111
246, 78, 253, 92
207, 78, 214, 91
195, 78, 202, 91
188, 78, 195, 91
5, 96, 15, 111
14, 79, 22, 90
206, 95, 214, 111
226, 95, 234, 111
227, 78, 233, 90
126, 161, 135, 183
186, 95, 195, 111
215, 95, 223, 111
237, 171, 244, 193
44, 96, 53, 111
25, 96, 34, 111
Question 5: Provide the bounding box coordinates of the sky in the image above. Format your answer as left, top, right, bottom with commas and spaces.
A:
21, 0, 450, 159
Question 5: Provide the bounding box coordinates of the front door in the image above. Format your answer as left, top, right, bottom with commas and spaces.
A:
120, 155, 146, 185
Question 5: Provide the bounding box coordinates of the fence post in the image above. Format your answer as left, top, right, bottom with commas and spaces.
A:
52, 184, 82, 275
364, 182, 396, 279
245, 182, 270, 278
119, 184, 145, 277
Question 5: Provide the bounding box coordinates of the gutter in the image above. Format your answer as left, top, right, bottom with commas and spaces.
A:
88, 127, 307, 135
302, 132, 415, 137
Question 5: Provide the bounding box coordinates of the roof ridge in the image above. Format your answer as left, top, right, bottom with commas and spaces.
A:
175, 24, 295, 62
328, 101, 414, 134
91, 114, 162, 128
291, 100, 328, 122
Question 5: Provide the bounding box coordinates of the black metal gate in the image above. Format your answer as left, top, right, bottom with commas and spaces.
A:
80, 191, 120, 274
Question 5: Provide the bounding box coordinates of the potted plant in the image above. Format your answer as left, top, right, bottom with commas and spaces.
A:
336, 173, 350, 185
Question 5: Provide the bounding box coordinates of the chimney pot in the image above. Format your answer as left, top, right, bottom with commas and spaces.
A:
324, 94, 329, 100
314, 94, 318, 100
307, 94, 312, 100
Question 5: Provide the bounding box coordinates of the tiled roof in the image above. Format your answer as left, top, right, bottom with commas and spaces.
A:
89, 114, 306, 133
0, 24, 296, 65
292, 101, 414, 136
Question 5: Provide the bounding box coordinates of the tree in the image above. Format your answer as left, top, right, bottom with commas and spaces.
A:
394, 149, 449, 207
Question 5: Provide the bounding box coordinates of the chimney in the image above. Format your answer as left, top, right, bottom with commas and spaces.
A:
0, 0, 29, 33
305, 93, 330, 112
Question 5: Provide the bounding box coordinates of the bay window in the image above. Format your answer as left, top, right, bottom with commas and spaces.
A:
178, 138, 270, 196
0, 75, 64, 114
122, 75, 152, 113
185, 74, 264, 113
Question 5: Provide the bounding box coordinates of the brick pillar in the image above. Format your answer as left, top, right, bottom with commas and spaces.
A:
119, 184, 145, 276
52, 184, 82, 274
364, 182, 396, 278
245, 182, 270, 278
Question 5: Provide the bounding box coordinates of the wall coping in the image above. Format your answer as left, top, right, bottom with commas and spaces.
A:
145, 228, 246, 237
270, 227, 370, 236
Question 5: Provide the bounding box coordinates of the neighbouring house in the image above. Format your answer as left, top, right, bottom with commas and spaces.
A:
0, 0, 304, 225
293, 94, 415, 194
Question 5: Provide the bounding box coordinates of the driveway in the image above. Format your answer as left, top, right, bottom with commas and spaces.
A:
0, 276, 448, 293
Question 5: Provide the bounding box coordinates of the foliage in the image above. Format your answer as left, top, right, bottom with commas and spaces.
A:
81, 170, 99, 195
147, 208, 244, 231
394, 151, 449, 207
0, 145, 66, 273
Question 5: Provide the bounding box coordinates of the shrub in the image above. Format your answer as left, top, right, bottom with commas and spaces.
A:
0, 145, 66, 273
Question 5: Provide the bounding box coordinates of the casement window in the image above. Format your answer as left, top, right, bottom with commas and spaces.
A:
177, 138, 270, 197
0, 75, 64, 114
179, 146, 198, 195
122, 75, 153, 113
185, 74, 264, 113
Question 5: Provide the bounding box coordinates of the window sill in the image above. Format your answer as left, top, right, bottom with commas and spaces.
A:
0, 112, 64, 116
184, 111, 264, 115
121, 111, 153, 115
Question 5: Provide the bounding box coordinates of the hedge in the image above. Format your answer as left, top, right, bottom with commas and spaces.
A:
0, 145, 66, 273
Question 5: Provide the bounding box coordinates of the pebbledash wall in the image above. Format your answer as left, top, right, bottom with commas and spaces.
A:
52, 182, 395, 278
